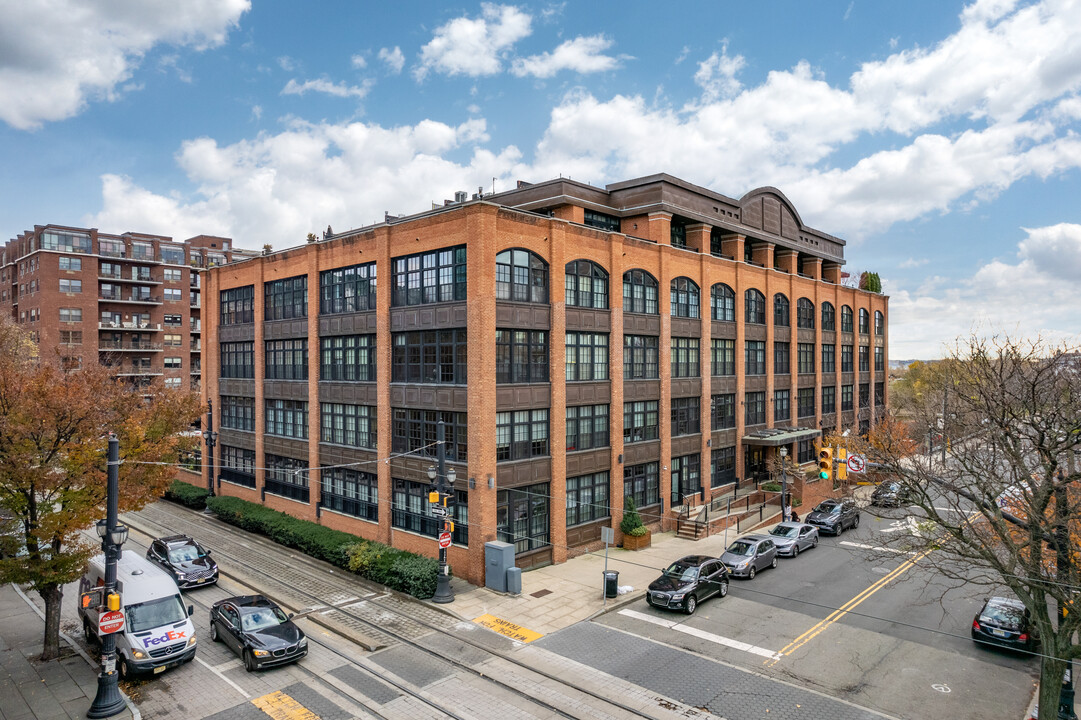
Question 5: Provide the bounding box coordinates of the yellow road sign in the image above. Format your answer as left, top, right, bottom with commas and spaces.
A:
473, 614, 543, 643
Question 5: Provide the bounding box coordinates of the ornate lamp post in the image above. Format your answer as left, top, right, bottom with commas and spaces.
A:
426, 420, 456, 603
778, 446, 790, 522
202, 400, 217, 514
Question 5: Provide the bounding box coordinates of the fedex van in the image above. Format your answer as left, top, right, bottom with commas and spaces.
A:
79, 551, 197, 678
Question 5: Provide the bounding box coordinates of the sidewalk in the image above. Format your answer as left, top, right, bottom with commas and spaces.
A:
0, 583, 135, 720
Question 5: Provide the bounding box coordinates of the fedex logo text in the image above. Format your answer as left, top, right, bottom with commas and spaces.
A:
142, 629, 186, 647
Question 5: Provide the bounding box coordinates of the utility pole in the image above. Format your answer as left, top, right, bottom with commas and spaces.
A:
941, 383, 949, 465
203, 399, 218, 513
429, 420, 455, 603
1056, 463, 1077, 720
778, 446, 790, 521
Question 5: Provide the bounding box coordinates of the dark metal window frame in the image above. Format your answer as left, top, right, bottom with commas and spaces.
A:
624, 335, 659, 379
320, 262, 376, 315
711, 446, 736, 487
622, 269, 658, 315
220, 445, 256, 488
265, 399, 309, 439
671, 397, 701, 437
496, 248, 548, 303
774, 294, 790, 327
859, 308, 870, 335
323, 334, 377, 382
798, 342, 815, 375
745, 391, 766, 425
565, 332, 609, 381
822, 301, 836, 331
859, 345, 870, 372
669, 277, 700, 318
670, 337, 700, 378
711, 283, 735, 322
823, 385, 836, 413
221, 395, 255, 431
745, 289, 765, 324
774, 341, 791, 375
497, 483, 549, 553
797, 298, 815, 329
496, 329, 549, 384
391, 329, 466, 384
842, 384, 854, 411
391, 409, 468, 462
711, 338, 735, 376
220, 341, 254, 379
841, 305, 854, 333
624, 400, 659, 443
746, 340, 766, 376
797, 388, 815, 418
265, 339, 309, 380
566, 472, 610, 527
566, 404, 609, 452
265, 453, 309, 503
320, 403, 376, 449
822, 344, 836, 373
874, 346, 884, 371
264, 275, 308, 321
774, 390, 790, 422
624, 462, 660, 509
711, 393, 735, 430
320, 467, 378, 522
564, 260, 609, 309
841, 344, 854, 372
392, 479, 468, 546
391, 245, 467, 307
875, 310, 885, 336
583, 209, 621, 232
496, 408, 550, 461
671, 453, 701, 505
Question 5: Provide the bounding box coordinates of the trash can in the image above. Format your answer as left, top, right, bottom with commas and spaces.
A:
506, 567, 522, 595
603, 570, 619, 598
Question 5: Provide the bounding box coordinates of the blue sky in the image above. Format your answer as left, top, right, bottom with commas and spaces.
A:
2, 0, 1080, 359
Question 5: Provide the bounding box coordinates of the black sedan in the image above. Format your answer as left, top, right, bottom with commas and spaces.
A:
870, 481, 913, 508
146, 534, 218, 588
972, 596, 1037, 652
806, 498, 860, 535
647, 555, 729, 615
209, 595, 307, 671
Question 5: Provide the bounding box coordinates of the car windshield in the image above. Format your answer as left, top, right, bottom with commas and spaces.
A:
241, 606, 289, 631
126, 594, 186, 633
167, 545, 202, 563
770, 526, 798, 539
881, 483, 900, 492
727, 541, 756, 556
815, 503, 840, 514
981, 602, 1025, 629
664, 563, 699, 582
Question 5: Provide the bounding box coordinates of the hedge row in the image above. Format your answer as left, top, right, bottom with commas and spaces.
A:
164, 480, 211, 510
204, 495, 439, 599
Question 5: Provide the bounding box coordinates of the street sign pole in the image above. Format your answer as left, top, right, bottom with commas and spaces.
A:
431, 420, 454, 604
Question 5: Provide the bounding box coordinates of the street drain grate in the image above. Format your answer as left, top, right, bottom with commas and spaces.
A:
530, 589, 552, 598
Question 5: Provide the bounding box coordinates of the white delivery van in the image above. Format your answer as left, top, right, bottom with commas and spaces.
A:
79, 551, 197, 678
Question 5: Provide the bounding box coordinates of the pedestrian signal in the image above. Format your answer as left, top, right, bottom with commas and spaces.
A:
818, 447, 833, 481
80, 588, 103, 610
107, 593, 120, 612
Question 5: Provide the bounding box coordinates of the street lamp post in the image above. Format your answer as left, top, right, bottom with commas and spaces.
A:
88, 434, 129, 719
202, 400, 217, 514
778, 446, 790, 522
427, 419, 455, 604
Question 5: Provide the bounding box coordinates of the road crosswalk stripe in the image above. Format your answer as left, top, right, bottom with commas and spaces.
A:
619, 608, 781, 660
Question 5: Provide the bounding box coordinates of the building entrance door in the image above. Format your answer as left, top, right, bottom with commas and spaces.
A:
745, 447, 767, 485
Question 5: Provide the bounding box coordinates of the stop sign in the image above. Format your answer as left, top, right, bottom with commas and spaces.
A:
98, 610, 125, 635
438, 532, 452, 549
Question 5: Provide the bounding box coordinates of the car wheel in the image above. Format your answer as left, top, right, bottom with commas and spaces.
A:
684, 595, 697, 615
719, 581, 728, 598
770, 556, 778, 569
210, 622, 219, 642
853, 515, 860, 529
748, 566, 756, 580
118, 655, 131, 680
243, 650, 256, 673
792, 545, 800, 557
812, 536, 819, 548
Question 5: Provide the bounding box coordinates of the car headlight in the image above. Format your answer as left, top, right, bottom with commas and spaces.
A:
188, 634, 197, 646
670, 592, 686, 601
298, 638, 307, 648
252, 649, 270, 657
132, 650, 146, 659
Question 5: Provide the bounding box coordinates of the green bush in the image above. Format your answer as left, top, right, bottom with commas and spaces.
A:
760, 482, 782, 492
620, 496, 645, 535
206, 495, 438, 599
626, 525, 649, 537
164, 479, 211, 510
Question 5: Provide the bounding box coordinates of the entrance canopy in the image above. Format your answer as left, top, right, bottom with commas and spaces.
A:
742, 426, 821, 447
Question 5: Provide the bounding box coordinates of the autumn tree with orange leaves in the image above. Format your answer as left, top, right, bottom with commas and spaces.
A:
0, 318, 201, 660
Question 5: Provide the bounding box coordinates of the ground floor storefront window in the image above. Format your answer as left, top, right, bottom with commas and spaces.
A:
391, 479, 468, 545
497, 483, 549, 554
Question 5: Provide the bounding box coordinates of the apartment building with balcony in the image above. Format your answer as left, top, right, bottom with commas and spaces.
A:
1, 224, 258, 389
202, 174, 888, 585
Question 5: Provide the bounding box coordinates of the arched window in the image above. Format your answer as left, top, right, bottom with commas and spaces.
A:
875, 310, 884, 336
670, 277, 699, 318
711, 283, 735, 322
841, 305, 853, 333
623, 270, 658, 314
822, 302, 835, 331
796, 298, 814, 329
774, 293, 790, 327
745, 289, 765, 324
565, 260, 608, 309
859, 308, 870, 334
496, 249, 548, 303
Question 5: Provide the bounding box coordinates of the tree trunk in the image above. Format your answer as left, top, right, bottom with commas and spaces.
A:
1039, 654, 1066, 720
38, 583, 63, 662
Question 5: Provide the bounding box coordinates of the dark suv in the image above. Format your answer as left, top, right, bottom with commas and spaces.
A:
146, 535, 219, 588
647, 555, 730, 615
806, 498, 860, 535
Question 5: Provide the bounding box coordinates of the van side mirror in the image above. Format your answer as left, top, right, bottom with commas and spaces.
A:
188, 605, 194, 617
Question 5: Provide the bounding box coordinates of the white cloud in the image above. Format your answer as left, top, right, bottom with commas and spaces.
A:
281, 78, 373, 99
510, 35, 621, 78
277, 56, 296, 72
378, 46, 405, 74
350, 54, 367, 69
413, 4, 532, 80
0, 0, 250, 130
251, 105, 262, 121
899, 257, 929, 268
693, 46, 745, 102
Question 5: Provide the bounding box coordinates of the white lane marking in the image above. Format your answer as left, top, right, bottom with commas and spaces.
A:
881, 517, 921, 534
839, 540, 915, 555
195, 656, 251, 698
619, 608, 781, 660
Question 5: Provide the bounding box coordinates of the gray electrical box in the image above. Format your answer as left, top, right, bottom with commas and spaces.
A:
484, 541, 515, 592
506, 566, 522, 595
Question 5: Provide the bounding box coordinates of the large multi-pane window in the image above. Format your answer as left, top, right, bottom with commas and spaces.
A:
860, 383, 870, 407
822, 344, 836, 373
822, 302, 836, 331
774, 294, 790, 327
265, 276, 307, 321
746, 340, 766, 375
623, 270, 658, 314
392, 330, 466, 384
320, 403, 376, 449
670, 337, 700, 378
497, 484, 549, 553
670, 221, 687, 248
583, 209, 621, 232
798, 343, 815, 374
841, 344, 854, 372
624, 462, 660, 509
671, 397, 700, 437
841, 305, 854, 333
875, 310, 885, 336
711, 283, 735, 322
671, 453, 700, 505
42, 230, 91, 253
566, 405, 609, 451
323, 335, 377, 382
624, 335, 659, 379
566, 472, 610, 527
875, 382, 885, 406
774, 341, 791, 374
797, 298, 815, 329
320, 468, 377, 522
59, 308, 81, 322
774, 390, 790, 422
496, 409, 549, 461
564, 260, 608, 308
391, 409, 468, 462
798, 388, 815, 418
220, 342, 254, 378
798, 440, 815, 464
746, 391, 766, 425
822, 385, 836, 413
841, 384, 854, 411
320, 262, 376, 314
745, 289, 765, 324
496, 249, 548, 303
391, 246, 467, 306
160, 245, 185, 265
58, 256, 81, 271
265, 454, 309, 503
875, 346, 884, 371
711, 447, 736, 487
59, 279, 81, 293
565, 332, 608, 381
265, 399, 309, 439
393, 480, 469, 546
265, 339, 308, 380
220, 446, 256, 488
711, 339, 735, 376
859, 308, 870, 334
711, 394, 735, 429
221, 396, 255, 431
496, 330, 548, 383
670, 277, 699, 318
624, 400, 659, 443
859, 345, 870, 372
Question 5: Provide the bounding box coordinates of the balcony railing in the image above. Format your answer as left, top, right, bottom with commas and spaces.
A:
99, 293, 162, 304
99, 249, 126, 258
98, 321, 162, 330
99, 341, 163, 351
190, 298, 201, 308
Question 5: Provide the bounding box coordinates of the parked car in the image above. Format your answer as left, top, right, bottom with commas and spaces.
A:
768, 522, 819, 557
870, 481, 913, 508
806, 498, 860, 535
146, 534, 218, 588
972, 596, 1037, 652
210, 595, 307, 671
720, 535, 778, 579
647, 556, 729, 615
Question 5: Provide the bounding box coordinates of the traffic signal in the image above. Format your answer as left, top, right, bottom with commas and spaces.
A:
80, 588, 103, 610
836, 447, 848, 482
818, 447, 833, 481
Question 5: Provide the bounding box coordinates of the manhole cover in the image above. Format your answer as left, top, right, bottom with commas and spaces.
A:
530, 589, 552, 598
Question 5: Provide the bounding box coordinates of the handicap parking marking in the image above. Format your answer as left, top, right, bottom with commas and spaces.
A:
618, 608, 781, 660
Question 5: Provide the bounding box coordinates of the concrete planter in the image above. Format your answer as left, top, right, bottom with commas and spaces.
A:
623, 530, 652, 550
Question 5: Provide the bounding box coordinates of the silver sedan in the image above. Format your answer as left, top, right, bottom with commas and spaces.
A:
767, 522, 819, 557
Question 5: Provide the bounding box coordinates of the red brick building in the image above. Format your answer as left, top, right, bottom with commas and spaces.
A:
202, 174, 889, 586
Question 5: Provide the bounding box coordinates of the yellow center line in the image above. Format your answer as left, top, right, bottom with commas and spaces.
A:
251, 690, 320, 720
766, 548, 933, 667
